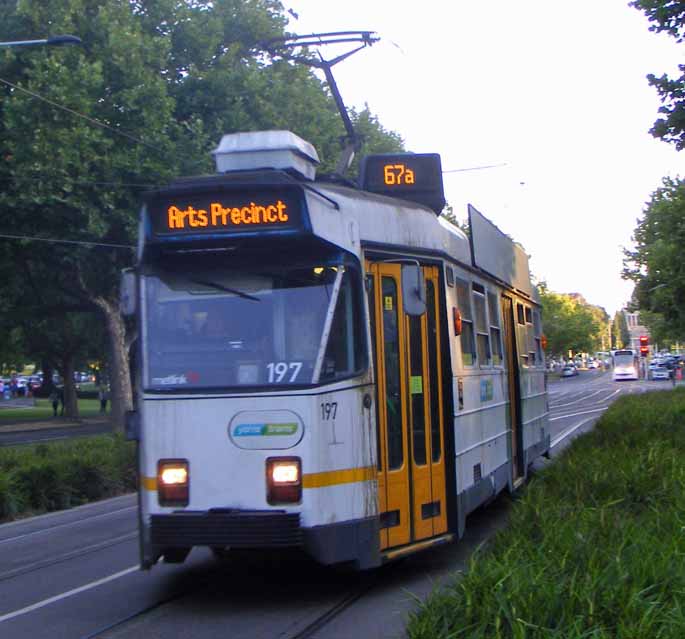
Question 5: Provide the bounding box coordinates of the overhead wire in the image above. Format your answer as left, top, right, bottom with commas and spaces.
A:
0, 76, 166, 154
0, 233, 135, 250
0, 175, 158, 188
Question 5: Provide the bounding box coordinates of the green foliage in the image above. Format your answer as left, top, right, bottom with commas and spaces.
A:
623, 177, 685, 341
538, 283, 608, 356
612, 309, 631, 349
408, 389, 685, 638
631, 1, 685, 149
0, 0, 405, 417
439, 203, 469, 235
0, 434, 136, 521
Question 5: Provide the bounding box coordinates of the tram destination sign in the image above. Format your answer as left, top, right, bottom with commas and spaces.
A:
147, 187, 305, 237
359, 153, 446, 214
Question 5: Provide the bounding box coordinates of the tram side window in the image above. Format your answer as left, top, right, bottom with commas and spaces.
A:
455, 278, 476, 366
487, 291, 503, 365
516, 303, 528, 367
472, 284, 491, 367
533, 309, 543, 364
320, 270, 366, 382
525, 306, 536, 365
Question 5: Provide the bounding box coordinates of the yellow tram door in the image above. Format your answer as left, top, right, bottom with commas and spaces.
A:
367, 262, 447, 551
405, 266, 447, 541
501, 295, 523, 482
368, 262, 411, 549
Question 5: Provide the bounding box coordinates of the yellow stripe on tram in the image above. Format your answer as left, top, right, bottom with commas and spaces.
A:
142, 476, 157, 491
303, 466, 375, 489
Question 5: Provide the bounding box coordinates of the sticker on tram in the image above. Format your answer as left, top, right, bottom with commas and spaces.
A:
233, 423, 298, 437
229, 410, 304, 450
150, 371, 200, 385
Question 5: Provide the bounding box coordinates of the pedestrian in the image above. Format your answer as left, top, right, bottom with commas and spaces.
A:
98, 384, 108, 414
49, 389, 60, 417
58, 386, 65, 417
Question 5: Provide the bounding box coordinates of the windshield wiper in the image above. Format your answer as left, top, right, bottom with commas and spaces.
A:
190, 279, 261, 302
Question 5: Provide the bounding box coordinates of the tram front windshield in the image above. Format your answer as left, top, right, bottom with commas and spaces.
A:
142, 260, 365, 390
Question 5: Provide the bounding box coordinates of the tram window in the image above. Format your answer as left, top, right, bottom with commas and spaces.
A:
426, 280, 441, 463
382, 277, 404, 470
525, 306, 536, 366
533, 309, 544, 364
320, 270, 366, 382
455, 278, 476, 366
516, 303, 525, 325
472, 287, 491, 367
409, 313, 427, 466
142, 261, 366, 390
487, 292, 503, 366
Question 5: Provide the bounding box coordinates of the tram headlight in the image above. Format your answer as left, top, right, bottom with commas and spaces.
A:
266, 457, 301, 504
157, 459, 189, 507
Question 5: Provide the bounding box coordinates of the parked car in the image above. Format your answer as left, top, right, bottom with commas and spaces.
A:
588, 360, 599, 369
561, 365, 578, 378
651, 365, 671, 381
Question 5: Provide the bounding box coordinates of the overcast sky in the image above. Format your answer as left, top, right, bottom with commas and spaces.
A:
282, 0, 683, 315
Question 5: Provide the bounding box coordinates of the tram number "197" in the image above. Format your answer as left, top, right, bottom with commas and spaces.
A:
320, 402, 338, 421
266, 361, 302, 383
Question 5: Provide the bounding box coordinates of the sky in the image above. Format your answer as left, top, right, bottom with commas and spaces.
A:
281, 0, 683, 316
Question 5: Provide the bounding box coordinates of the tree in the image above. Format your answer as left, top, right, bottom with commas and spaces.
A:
631, 1, 685, 148
611, 310, 631, 350
623, 177, 685, 340
0, 0, 406, 429
440, 203, 470, 235
538, 284, 606, 357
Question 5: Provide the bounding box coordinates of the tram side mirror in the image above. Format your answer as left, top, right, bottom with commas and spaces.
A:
401, 264, 426, 316
120, 268, 136, 317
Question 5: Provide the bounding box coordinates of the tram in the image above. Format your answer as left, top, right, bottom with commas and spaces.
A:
122, 130, 550, 570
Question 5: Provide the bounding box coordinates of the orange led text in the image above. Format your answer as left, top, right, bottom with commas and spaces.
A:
167, 200, 289, 230
383, 164, 415, 186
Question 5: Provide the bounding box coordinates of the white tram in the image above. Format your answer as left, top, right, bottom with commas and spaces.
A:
123, 131, 550, 570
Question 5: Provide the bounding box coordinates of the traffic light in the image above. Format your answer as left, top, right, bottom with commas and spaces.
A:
639, 335, 649, 357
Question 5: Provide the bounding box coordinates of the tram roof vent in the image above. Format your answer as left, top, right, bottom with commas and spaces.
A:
212, 130, 320, 180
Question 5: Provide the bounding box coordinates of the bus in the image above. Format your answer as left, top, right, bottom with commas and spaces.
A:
122, 130, 550, 570
612, 349, 639, 381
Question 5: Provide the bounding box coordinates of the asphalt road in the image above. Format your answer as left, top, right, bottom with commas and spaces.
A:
0, 371, 662, 639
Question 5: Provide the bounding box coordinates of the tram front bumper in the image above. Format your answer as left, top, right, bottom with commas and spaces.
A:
149, 509, 303, 549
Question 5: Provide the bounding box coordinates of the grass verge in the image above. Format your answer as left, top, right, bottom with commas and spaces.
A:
0, 434, 136, 522
407, 388, 685, 638
0, 398, 101, 423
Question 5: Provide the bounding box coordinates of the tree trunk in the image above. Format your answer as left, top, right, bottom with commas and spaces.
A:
61, 357, 79, 419
95, 296, 132, 432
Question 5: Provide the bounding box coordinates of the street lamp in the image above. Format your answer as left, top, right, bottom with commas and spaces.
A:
0, 35, 81, 48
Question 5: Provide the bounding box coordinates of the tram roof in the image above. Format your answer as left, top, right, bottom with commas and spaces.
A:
142, 168, 537, 301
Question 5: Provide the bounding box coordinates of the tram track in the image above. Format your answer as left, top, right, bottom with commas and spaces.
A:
0, 531, 136, 584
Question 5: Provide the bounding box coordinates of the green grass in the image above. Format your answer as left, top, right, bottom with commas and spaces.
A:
0, 434, 136, 521
407, 388, 685, 639
0, 398, 102, 423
